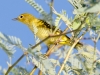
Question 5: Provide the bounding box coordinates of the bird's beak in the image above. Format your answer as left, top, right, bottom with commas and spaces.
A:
12, 18, 18, 21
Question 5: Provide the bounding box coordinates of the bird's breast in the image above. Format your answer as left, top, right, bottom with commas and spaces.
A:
36, 27, 50, 39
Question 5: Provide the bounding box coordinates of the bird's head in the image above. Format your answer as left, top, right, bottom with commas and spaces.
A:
13, 13, 36, 25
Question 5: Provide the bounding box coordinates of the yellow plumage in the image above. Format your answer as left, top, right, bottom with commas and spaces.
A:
14, 13, 82, 48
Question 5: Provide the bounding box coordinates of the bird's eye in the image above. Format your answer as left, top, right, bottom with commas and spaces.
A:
20, 15, 23, 18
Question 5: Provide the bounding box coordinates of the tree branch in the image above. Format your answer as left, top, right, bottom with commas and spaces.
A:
57, 28, 89, 75
29, 66, 37, 75
5, 54, 25, 75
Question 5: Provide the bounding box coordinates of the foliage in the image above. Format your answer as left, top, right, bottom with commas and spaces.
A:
0, 0, 100, 75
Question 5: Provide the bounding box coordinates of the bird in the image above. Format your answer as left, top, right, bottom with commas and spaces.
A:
13, 13, 83, 49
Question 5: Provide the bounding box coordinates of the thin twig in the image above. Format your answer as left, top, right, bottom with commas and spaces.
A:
50, 0, 54, 15
31, 36, 49, 49
95, 32, 100, 42
29, 66, 37, 75
5, 54, 25, 75
92, 40, 97, 72
57, 28, 89, 75
91, 31, 100, 72
38, 70, 43, 75
46, 44, 57, 56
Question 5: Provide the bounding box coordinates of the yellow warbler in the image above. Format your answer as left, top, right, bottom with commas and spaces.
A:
14, 13, 82, 48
